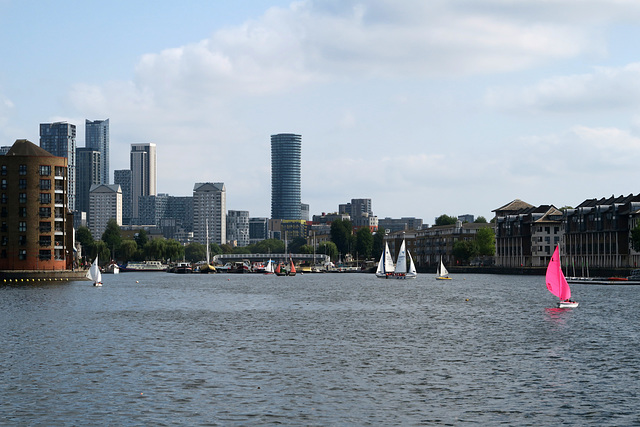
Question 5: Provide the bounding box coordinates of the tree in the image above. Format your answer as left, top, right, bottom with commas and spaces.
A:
474, 216, 488, 223
355, 227, 373, 259
253, 239, 285, 254
372, 231, 385, 260
164, 239, 184, 262
298, 244, 314, 254
220, 243, 234, 254
145, 239, 166, 261
631, 223, 640, 252
209, 243, 223, 256
288, 236, 308, 254
476, 227, 496, 256
119, 239, 137, 261
330, 219, 353, 255
435, 214, 457, 226
76, 226, 94, 258
185, 243, 206, 263
89, 240, 111, 266
135, 229, 148, 249
318, 241, 338, 261
453, 240, 479, 264
101, 219, 122, 256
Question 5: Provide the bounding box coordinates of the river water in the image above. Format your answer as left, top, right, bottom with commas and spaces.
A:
1, 272, 638, 425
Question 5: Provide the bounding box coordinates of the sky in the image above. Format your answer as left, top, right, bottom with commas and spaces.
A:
2, 0, 640, 224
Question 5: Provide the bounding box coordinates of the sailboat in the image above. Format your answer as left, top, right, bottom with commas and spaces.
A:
375, 242, 395, 278
200, 219, 216, 274
287, 256, 297, 276
546, 245, 578, 308
392, 239, 417, 279
436, 256, 451, 280
264, 259, 274, 275
87, 255, 102, 287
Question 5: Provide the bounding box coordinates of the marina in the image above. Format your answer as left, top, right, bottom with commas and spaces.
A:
1, 273, 638, 425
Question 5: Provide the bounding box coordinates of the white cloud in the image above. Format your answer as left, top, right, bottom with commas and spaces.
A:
486, 63, 640, 112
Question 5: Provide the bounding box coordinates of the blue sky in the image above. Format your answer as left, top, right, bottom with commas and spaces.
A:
2, 0, 640, 223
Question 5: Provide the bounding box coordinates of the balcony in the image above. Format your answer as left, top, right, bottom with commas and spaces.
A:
39, 240, 52, 247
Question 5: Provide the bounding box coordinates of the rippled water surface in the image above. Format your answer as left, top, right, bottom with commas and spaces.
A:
1, 272, 639, 425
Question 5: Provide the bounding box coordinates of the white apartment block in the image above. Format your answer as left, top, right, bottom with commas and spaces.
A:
89, 184, 122, 239
193, 182, 226, 245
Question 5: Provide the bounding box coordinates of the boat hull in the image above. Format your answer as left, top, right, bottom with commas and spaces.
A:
558, 301, 579, 308
436, 276, 452, 280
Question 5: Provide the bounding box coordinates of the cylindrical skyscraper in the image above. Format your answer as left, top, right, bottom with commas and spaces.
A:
271, 133, 301, 220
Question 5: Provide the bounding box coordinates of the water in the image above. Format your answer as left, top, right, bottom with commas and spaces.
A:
1, 273, 639, 425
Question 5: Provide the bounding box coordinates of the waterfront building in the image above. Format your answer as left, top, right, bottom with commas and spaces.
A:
339, 198, 373, 217
458, 214, 474, 223
351, 212, 379, 232
137, 194, 193, 242
564, 194, 640, 270
493, 200, 563, 267
249, 217, 269, 244
40, 122, 76, 211
114, 169, 132, 225
0, 146, 11, 155
311, 212, 350, 224
85, 119, 109, 184
88, 184, 122, 239
0, 139, 73, 270
301, 203, 309, 221
76, 148, 101, 219
193, 182, 226, 245
130, 143, 156, 221
227, 210, 250, 247
378, 217, 424, 234
271, 133, 301, 220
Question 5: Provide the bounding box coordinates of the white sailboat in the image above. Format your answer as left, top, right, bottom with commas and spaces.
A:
87, 255, 102, 287
375, 242, 395, 278
264, 259, 275, 274
436, 256, 451, 280
391, 239, 417, 280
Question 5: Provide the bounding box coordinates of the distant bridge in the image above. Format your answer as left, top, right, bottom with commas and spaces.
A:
212, 253, 330, 264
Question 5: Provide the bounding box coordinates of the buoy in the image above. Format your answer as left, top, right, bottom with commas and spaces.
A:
136, 280, 139, 283
465, 298, 469, 301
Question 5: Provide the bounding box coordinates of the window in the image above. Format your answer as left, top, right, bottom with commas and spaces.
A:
40, 193, 51, 204
19, 193, 26, 203
18, 222, 26, 232
0, 222, 6, 232
1, 249, 6, 259
18, 249, 26, 260
19, 207, 26, 217
19, 164, 27, 175
19, 235, 26, 245
39, 165, 51, 176
40, 179, 51, 190
1, 194, 5, 204
39, 250, 51, 261
1, 236, 6, 246
1, 179, 6, 190
0, 207, 6, 217
40, 221, 51, 232
0, 165, 6, 176
39, 207, 51, 218
39, 236, 51, 247
18, 179, 26, 189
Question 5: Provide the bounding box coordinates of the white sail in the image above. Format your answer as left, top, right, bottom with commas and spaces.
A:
395, 240, 407, 274
87, 256, 102, 286
205, 218, 210, 264
265, 259, 274, 274
436, 256, 449, 279
376, 250, 385, 276
407, 250, 417, 277
384, 242, 395, 273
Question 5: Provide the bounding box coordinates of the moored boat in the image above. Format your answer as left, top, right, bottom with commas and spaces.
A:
120, 260, 168, 272
375, 242, 395, 279
391, 239, 417, 279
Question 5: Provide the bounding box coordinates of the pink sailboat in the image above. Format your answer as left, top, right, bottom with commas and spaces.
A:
546, 245, 579, 308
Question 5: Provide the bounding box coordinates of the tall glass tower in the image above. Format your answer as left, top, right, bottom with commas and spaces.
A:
130, 143, 157, 222
271, 133, 301, 220
85, 119, 109, 184
40, 122, 76, 211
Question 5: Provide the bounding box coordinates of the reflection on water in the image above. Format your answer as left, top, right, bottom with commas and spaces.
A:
1, 273, 639, 425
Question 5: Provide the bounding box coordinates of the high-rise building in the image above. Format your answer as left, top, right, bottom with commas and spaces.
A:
0, 139, 73, 270
130, 143, 156, 221
249, 217, 269, 244
227, 210, 250, 247
114, 169, 132, 225
88, 184, 122, 239
193, 182, 226, 245
271, 133, 301, 220
85, 119, 109, 184
40, 122, 76, 211
76, 148, 101, 218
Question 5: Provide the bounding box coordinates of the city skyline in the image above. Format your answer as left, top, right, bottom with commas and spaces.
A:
3, 2, 640, 222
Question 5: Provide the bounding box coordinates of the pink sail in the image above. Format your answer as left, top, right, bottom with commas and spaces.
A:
546, 246, 571, 301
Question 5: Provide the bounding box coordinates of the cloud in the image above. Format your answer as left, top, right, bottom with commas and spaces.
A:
486, 63, 640, 112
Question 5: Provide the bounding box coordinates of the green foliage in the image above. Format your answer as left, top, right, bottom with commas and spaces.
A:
474, 216, 488, 223
318, 241, 338, 261
476, 227, 496, 256
101, 219, 122, 253
355, 227, 373, 259
185, 243, 206, 263
89, 240, 111, 265
220, 243, 234, 254
372, 231, 385, 259
288, 236, 308, 254
119, 239, 138, 261
232, 246, 251, 254
164, 239, 184, 262
435, 214, 458, 226
631, 224, 640, 252
453, 240, 479, 264
134, 229, 148, 248
145, 239, 166, 261
330, 219, 353, 255
76, 226, 94, 251
298, 244, 314, 254
252, 239, 285, 254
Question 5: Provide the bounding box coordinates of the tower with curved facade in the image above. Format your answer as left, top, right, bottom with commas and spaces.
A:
271, 133, 301, 220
